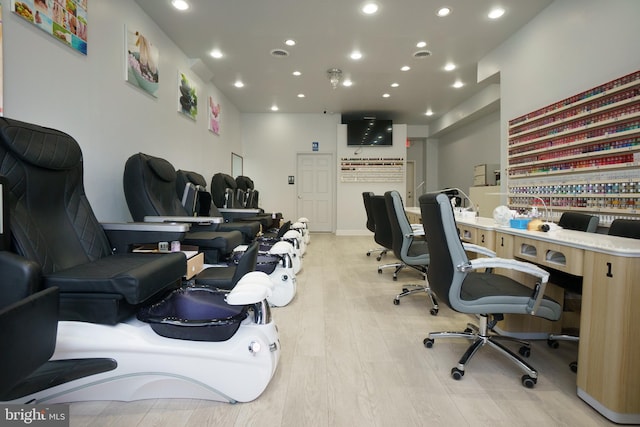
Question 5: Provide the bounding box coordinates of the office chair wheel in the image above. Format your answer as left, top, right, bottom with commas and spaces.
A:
376, 255, 382, 261
547, 339, 559, 349
393, 298, 400, 305
423, 338, 434, 348
521, 375, 537, 388
518, 346, 531, 358
367, 252, 371, 257
451, 367, 464, 380
393, 275, 398, 281
430, 308, 438, 316
464, 327, 474, 334
378, 269, 382, 274
569, 361, 578, 373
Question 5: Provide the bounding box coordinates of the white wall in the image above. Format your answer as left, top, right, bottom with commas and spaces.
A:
478, 0, 640, 194
436, 110, 500, 195
241, 113, 341, 221
1, 0, 243, 221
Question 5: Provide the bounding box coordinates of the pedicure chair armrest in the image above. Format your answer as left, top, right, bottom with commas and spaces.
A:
101, 222, 190, 254
143, 215, 224, 232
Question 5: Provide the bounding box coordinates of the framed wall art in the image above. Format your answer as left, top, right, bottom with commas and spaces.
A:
125, 26, 159, 97
12, 0, 87, 55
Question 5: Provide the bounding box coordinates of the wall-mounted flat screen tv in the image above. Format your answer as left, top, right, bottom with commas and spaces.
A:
346, 119, 393, 146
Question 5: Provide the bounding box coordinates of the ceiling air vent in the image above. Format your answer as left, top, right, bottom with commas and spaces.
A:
413, 50, 432, 59
270, 49, 290, 58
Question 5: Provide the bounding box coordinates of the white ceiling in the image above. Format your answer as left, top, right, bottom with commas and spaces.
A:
134, 0, 553, 125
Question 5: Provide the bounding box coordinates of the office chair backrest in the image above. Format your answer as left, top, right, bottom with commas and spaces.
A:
362, 192, 376, 233
419, 193, 469, 310
608, 219, 640, 239
211, 173, 237, 208
558, 212, 599, 232
385, 190, 417, 260
123, 153, 189, 222
370, 195, 393, 250
0, 117, 113, 273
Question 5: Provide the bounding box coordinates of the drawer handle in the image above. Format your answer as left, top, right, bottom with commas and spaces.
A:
606, 262, 613, 278
481, 234, 485, 243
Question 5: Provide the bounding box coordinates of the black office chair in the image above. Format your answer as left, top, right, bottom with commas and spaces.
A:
385, 191, 438, 313
0, 252, 59, 400
548, 212, 599, 372
608, 218, 640, 239
558, 212, 599, 232
0, 117, 187, 325
123, 153, 243, 264
362, 192, 387, 260
420, 193, 561, 387
370, 195, 402, 274
176, 169, 261, 243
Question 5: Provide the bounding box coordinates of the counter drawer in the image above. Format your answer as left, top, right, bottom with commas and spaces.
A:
514, 236, 584, 276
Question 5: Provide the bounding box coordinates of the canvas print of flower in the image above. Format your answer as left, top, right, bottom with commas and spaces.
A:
178, 72, 197, 120
208, 96, 220, 135
126, 27, 159, 97
12, 0, 87, 55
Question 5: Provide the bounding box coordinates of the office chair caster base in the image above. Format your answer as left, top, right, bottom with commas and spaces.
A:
518, 346, 531, 358
430, 308, 439, 316
376, 256, 382, 261
423, 338, 434, 348
393, 298, 400, 305
521, 375, 537, 388
569, 361, 578, 373
547, 338, 559, 349
451, 367, 464, 380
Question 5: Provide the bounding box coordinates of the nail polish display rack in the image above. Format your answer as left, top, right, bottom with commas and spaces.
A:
507, 70, 640, 225
340, 157, 404, 183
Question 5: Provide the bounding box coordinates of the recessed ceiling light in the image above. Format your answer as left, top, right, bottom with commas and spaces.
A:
361, 2, 379, 15
488, 7, 505, 19
342, 79, 353, 87
436, 7, 451, 17
391, 82, 399, 88
452, 80, 464, 88
382, 93, 390, 98
271, 105, 279, 111
444, 62, 456, 71
234, 80, 244, 88
416, 41, 427, 48
425, 109, 434, 116
297, 93, 305, 98
171, 0, 189, 11
210, 49, 223, 59
401, 65, 411, 71
285, 39, 296, 46
292, 71, 302, 76
350, 50, 363, 60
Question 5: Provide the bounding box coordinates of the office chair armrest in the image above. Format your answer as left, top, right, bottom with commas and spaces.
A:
468, 257, 549, 282
143, 215, 223, 224
462, 243, 496, 258
101, 222, 190, 254
219, 208, 262, 214
467, 257, 550, 315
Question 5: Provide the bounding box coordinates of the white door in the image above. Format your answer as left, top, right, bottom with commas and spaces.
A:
296, 154, 333, 232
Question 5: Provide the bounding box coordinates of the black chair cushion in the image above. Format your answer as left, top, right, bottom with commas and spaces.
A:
44, 252, 186, 305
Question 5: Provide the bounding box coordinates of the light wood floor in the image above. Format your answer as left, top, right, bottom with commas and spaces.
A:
70, 234, 615, 427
